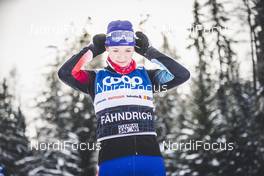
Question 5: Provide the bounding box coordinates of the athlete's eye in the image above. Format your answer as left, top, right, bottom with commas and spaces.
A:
126, 50, 132, 52
113, 50, 118, 52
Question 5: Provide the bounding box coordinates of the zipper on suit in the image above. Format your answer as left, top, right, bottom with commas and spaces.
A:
134, 136, 138, 155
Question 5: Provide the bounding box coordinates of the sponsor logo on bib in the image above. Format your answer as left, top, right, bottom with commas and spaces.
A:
102, 75, 143, 86
118, 123, 139, 134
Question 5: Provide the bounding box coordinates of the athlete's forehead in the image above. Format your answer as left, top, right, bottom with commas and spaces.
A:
108, 46, 134, 50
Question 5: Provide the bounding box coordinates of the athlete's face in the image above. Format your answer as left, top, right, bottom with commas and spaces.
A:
106, 46, 134, 67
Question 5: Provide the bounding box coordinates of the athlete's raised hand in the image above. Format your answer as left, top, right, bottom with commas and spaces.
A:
89, 33, 106, 57
135, 31, 151, 56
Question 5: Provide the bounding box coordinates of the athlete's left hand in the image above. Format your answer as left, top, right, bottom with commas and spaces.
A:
135, 31, 151, 56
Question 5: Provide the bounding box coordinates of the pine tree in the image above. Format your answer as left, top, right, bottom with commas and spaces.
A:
208, 0, 264, 175
17, 51, 83, 176
170, 1, 221, 175
254, 0, 264, 89
152, 33, 189, 174
176, 0, 264, 175
58, 21, 101, 175
0, 79, 29, 176
27, 18, 101, 176
242, 0, 258, 93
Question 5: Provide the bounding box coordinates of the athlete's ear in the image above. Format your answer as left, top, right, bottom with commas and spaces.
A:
105, 46, 109, 52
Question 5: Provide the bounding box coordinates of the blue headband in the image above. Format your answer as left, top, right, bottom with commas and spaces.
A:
105, 20, 135, 46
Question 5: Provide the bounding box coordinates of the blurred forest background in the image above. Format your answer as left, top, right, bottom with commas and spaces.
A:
1, 0, 264, 175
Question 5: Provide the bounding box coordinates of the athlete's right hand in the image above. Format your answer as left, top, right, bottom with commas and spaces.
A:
89, 33, 106, 57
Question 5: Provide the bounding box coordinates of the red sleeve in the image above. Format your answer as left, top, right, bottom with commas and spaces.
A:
71, 50, 93, 84
58, 47, 95, 94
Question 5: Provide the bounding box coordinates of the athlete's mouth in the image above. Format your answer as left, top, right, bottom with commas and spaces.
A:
116, 60, 127, 64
